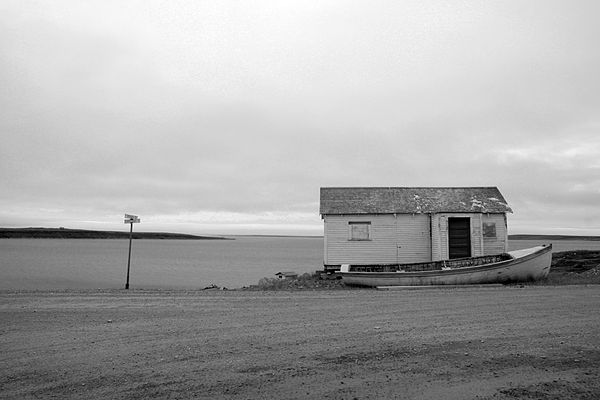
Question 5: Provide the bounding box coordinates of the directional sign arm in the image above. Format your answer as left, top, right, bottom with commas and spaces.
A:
124, 214, 140, 224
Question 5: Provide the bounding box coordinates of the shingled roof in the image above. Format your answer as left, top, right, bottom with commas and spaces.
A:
320, 187, 512, 215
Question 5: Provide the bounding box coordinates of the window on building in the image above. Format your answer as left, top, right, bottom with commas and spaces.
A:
483, 222, 496, 238
349, 221, 371, 241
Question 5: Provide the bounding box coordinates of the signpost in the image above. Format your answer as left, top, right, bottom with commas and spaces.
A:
124, 214, 140, 289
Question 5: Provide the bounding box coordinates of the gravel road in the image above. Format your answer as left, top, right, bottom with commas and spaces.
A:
1, 286, 599, 399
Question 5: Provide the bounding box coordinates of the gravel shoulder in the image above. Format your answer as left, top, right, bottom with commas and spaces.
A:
1, 286, 599, 399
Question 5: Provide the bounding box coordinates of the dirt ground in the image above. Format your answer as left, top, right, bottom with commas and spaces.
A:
1, 286, 599, 399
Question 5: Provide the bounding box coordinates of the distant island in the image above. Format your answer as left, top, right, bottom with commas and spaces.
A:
0, 227, 231, 240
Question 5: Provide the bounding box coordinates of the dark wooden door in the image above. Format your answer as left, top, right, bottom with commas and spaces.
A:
448, 217, 471, 259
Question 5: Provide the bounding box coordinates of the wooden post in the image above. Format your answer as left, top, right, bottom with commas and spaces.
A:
125, 221, 133, 289
124, 214, 140, 290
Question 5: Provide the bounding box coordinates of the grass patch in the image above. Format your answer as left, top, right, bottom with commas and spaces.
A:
535, 273, 600, 285
529, 250, 600, 286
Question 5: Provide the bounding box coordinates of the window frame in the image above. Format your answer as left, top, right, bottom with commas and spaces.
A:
483, 222, 497, 238
348, 221, 372, 241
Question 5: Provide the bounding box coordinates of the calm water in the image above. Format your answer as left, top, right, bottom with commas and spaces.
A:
0, 237, 323, 290
1, 237, 599, 290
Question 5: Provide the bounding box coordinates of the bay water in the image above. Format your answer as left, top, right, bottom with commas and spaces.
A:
1, 237, 599, 290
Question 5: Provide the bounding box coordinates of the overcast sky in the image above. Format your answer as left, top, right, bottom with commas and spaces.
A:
1, 1, 599, 236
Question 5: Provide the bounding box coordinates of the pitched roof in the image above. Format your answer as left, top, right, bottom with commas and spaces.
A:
320, 187, 512, 215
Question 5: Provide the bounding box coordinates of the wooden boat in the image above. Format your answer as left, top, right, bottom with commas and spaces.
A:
337, 244, 552, 287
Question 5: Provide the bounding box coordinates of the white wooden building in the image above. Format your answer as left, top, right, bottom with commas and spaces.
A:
320, 187, 512, 271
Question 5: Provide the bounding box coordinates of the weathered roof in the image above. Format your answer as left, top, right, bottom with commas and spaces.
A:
320, 187, 512, 215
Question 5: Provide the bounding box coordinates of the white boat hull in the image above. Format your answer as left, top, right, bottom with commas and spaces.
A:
337, 245, 553, 287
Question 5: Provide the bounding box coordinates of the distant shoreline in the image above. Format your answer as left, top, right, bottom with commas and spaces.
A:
231, 234, 323, 239
1, 228, 598, 241
508, 234, 600, 241
0, 227, 230, 240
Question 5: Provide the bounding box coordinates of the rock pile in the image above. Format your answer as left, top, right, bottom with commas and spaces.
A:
243, 272, 355, 291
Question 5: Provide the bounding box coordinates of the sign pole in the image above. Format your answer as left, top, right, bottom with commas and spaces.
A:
123, 214, 140, 290
125, 221, 133, 289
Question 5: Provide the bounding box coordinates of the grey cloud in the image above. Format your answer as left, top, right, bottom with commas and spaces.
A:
1, 1, 599, 234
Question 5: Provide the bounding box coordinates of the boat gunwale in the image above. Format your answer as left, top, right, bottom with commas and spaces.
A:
337, 244, 552, 278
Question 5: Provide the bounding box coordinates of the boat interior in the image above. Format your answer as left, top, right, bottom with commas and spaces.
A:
347, 253, 513, 273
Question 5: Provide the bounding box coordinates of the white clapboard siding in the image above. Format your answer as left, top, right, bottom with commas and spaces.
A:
472, 215, 483, 257
482, 213, 508, 254
323, 214, 431, 265
430, 214, 445, 261
324, 215, 396, 265
396, 214, 431, 263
